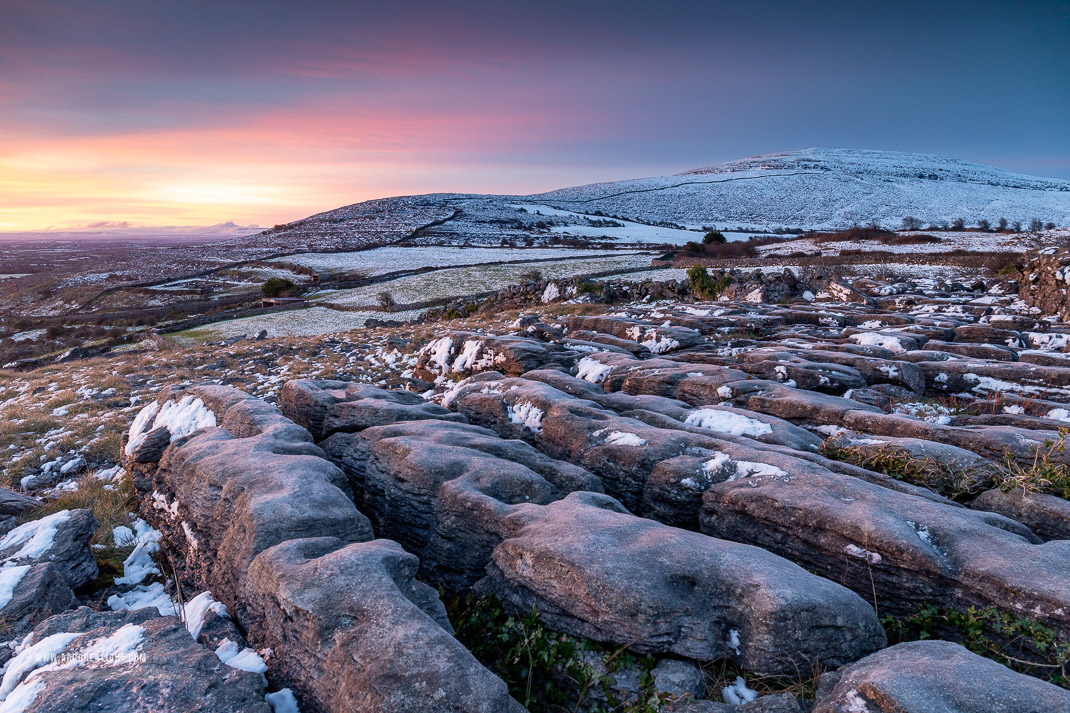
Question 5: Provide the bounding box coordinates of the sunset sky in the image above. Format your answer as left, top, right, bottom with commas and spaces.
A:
2, 0, 1068, 232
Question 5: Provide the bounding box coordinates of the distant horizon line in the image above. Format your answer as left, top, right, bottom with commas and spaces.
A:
3, 146, 1068, 235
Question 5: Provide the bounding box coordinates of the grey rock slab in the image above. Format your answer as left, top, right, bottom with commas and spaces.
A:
700, 466, 1070, 636
0, 509, 98, 589
0, 562, 78, 637
280, 379, 464, 440
244, 537, 524, 713
128, 385, 372, 610
8, 607, 271, 713
972, 487, 1070, 541
480, 492, 886, 675
812, 640, 1070, 713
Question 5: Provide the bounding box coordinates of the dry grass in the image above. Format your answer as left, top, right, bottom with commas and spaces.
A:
21, 471, 138, 545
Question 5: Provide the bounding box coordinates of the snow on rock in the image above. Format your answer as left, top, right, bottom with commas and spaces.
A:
0, 632, 81, 700
78, 623, 145, 665
596, 430, 647, 447
508, 402, 544, 433
184, 591, 231, 641
845, 544, 883, 565
0, 511, 70, 562
266, 689, 300, 713
849, 332, 905, 353
214, 639, 268, 674
113, 519, 162, 586
722, 676, 759, 705
540, 282, 561, 303
419, 336, 455, 376
112, 526, 135, 547
728, 460, 789, 481
0, 566, 30, 611
684, 409, 773, 438
123, 402, 159, 456
125, 395, 217, 456
576, 355, 613, 384
1047, 408, 1070, 423
107, 582, 176, 617
640, 334, 680, 354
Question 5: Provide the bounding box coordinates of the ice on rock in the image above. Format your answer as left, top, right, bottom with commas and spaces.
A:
508, 402, 544, 433
576, 356, 613, 384
125, 395, 217, 456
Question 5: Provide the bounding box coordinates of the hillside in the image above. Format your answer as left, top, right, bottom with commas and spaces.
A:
536, 148, 1070, 231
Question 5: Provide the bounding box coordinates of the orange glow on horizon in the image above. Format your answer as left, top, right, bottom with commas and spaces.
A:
0, 104, 592, 232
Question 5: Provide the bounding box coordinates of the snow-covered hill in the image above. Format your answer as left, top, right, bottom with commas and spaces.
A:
534, 148, 1070, 231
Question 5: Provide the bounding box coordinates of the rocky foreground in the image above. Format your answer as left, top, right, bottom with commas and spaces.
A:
3, 253, 1070, 711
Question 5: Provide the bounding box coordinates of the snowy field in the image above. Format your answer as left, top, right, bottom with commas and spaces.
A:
272, 246, 649, 276
316, 253, 656, 308
169, 307, 429, 344
759, 229, 1070, 257
513, 204, 703, 244
593, 268, 690, 283
535, 149, 1070, 231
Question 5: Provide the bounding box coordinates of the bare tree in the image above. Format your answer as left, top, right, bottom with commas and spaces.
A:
1029, 218, 1045, 232
952, 218, 965, 230
1011, 221, 1022, 232
977, 218, 991, 231
1045, 222, 1057, 230
900, 216, 923, 231
997, 217, 1008, 231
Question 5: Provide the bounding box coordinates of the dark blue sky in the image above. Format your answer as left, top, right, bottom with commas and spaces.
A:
2, 0, 1068, 229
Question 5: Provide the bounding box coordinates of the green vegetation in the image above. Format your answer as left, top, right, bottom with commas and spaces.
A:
261, 277, 297, 297
702, 230, 726, 244
447, 593, 678, 712
687, 266, 732, 300
884, 604, 1070, 687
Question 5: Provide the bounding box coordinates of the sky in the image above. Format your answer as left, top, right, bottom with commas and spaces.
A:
1, 0, 1068, 232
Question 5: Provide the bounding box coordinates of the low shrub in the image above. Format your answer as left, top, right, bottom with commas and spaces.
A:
447, 593, 676, 712
884, 604, 1070, 687
687, 266, 732, 300
261, 277, 297, 297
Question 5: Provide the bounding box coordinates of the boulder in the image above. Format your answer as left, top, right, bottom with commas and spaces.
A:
479, 492, 886, 675
0, 509, 98, 589
127, 385, 372, 610
565, 316, 704, 353
243, 537, 524, 713
279, 379, 464, 440
413, 331, 572, 381
2, 607, 271, 713
972, 487, 1070, 542
0, 563, 78, 637
812, 640, 1070, 713
700, 466, 1070, 639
